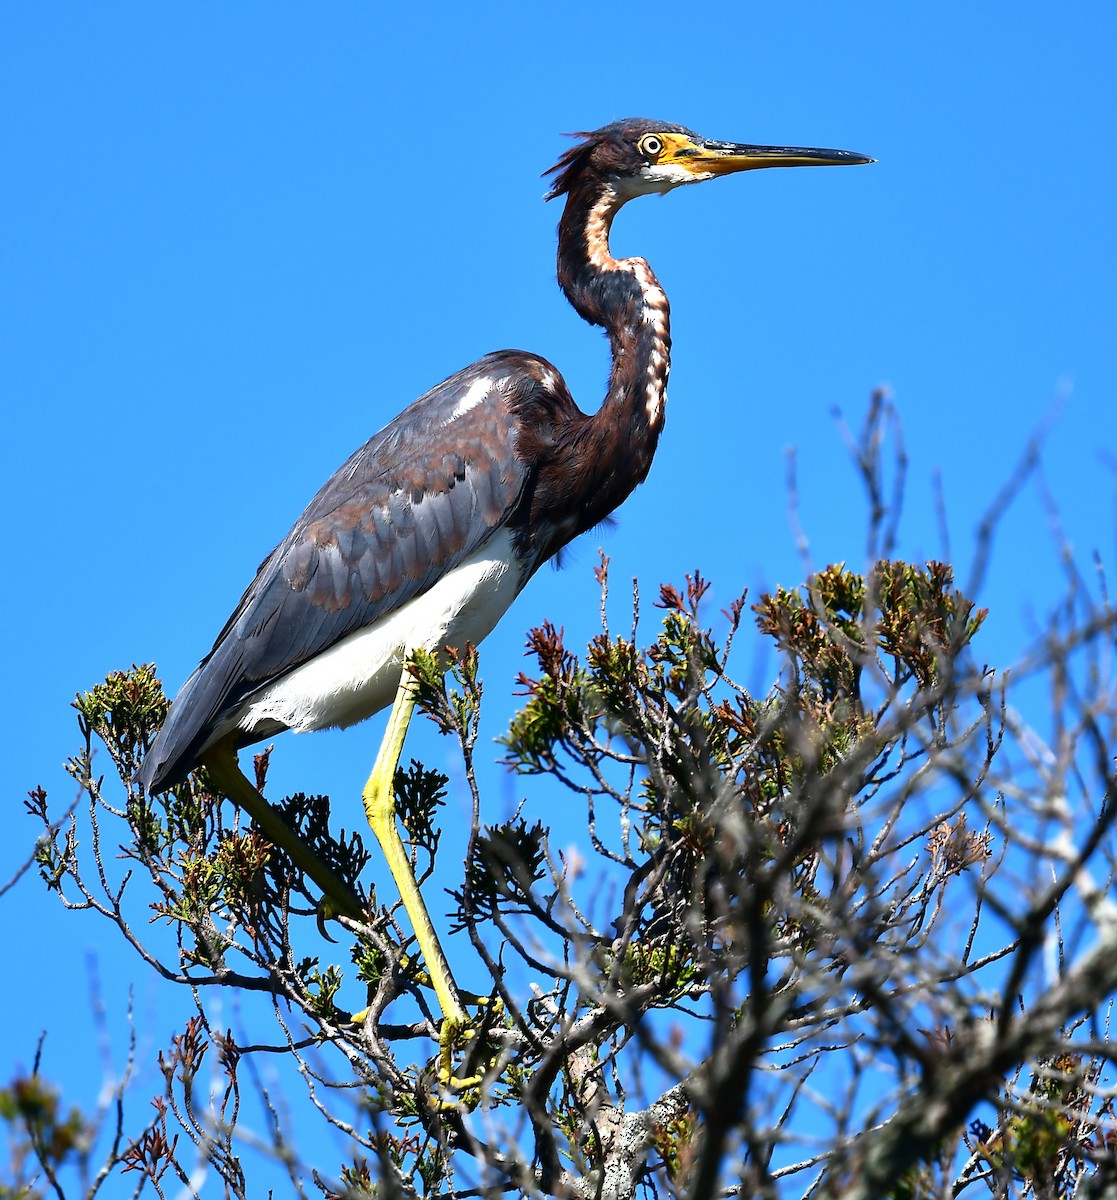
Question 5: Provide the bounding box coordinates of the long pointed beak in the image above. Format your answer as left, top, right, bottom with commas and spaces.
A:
687, 140, 874, 176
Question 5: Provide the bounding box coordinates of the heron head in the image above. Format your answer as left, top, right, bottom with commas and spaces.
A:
545, 117, 873, 202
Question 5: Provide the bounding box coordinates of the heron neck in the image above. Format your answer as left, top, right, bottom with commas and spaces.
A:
556, 181, 672, 505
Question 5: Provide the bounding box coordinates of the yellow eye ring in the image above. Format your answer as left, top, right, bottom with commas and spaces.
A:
638, 134, 664, 160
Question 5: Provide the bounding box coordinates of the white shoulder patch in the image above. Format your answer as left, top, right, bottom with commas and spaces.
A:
450, 376, 494, 421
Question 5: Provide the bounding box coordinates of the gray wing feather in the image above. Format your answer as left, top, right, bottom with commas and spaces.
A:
137, 352, 549, 792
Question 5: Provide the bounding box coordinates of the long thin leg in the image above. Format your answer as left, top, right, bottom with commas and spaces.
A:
204, 745, 364, 922
364, 667, 500, 1094
361, 667, 466, 1032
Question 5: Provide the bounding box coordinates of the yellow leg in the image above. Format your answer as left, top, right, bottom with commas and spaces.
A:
362, 666, 487, 1089
204, 745, 364, 922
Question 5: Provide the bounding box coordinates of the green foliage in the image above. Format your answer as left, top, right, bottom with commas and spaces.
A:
0, 1072, 91, 1199
504, 621, 597, 773
353, 933, 390, 988
298, 959, 346, 1020
72, 662, 168, 776
650, 1107, 699, 1185
410, 644, 482, 738
271, 788, 373, 894
965, 1054, 1114, 1194
337, 1157, 376, 1197
501, 559, 994, 1008
753, 560, 987, 699
393, 759, 449, 860
451, 817, 547, 930
617, 941, 698, 996
22, 542, 1117, 1198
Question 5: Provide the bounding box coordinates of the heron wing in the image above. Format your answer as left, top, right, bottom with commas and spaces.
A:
139, 351, 562, 791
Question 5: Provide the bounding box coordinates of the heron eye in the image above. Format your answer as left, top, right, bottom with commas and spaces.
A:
638, 134, 664, 160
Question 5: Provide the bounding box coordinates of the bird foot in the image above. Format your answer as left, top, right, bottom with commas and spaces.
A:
349, 993, 505, 1106
436, 997, 506, 1102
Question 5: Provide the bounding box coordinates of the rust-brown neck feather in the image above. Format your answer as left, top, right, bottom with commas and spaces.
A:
523, 175, 671, 564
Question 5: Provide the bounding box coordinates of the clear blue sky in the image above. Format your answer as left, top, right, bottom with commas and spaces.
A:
3, 1, 1115, 1183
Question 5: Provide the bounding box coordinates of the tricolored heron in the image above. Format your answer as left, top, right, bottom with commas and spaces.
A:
136, 118, 871, 1077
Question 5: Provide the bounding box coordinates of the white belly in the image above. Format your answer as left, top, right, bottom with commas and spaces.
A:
234, 528, 522, 737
